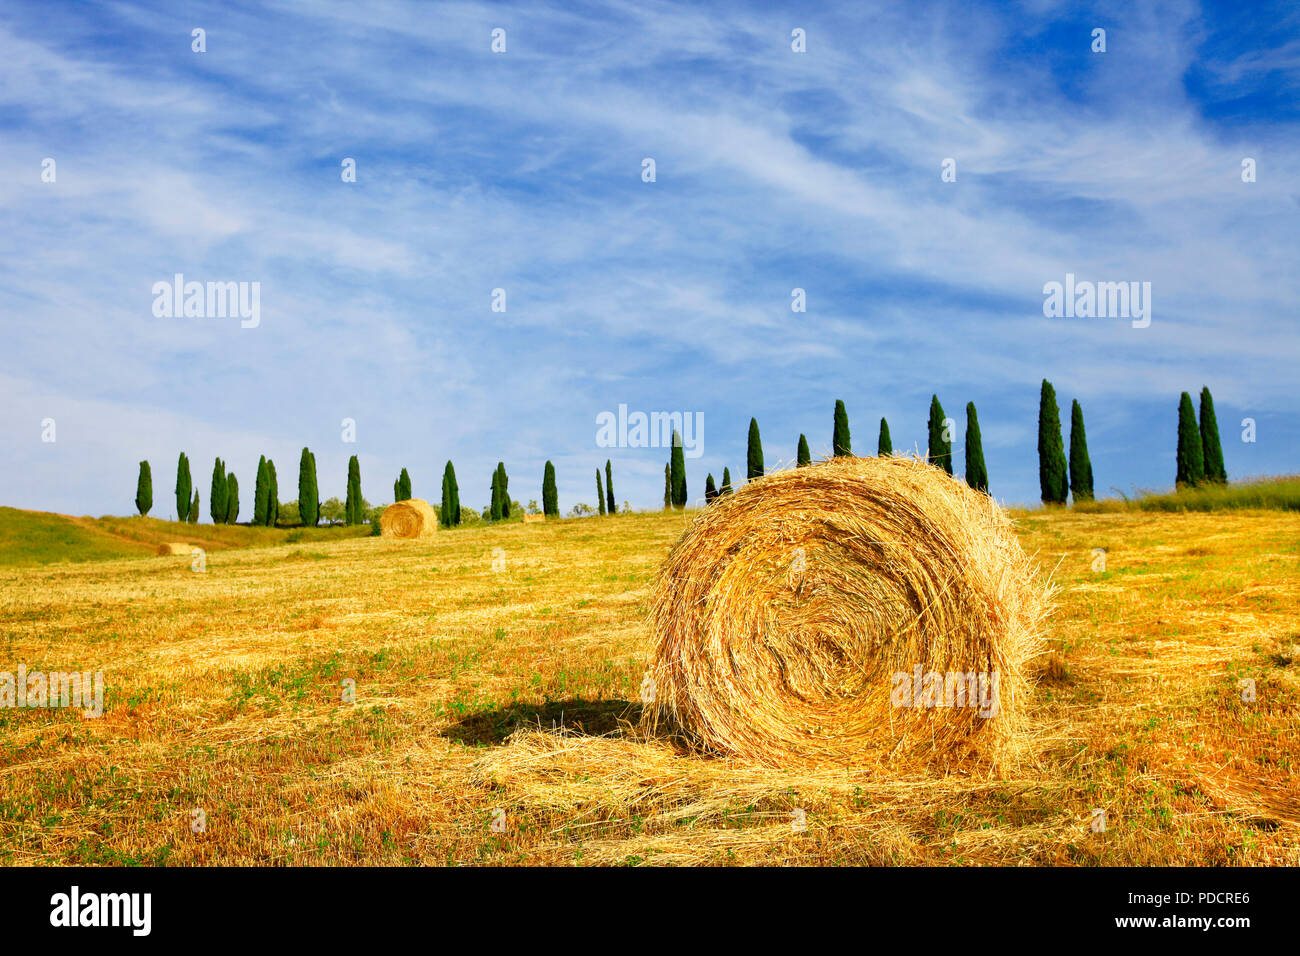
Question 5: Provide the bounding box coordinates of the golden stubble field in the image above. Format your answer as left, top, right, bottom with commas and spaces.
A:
1, 507, 1297, 866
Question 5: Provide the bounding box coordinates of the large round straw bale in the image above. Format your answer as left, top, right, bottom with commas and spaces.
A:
645, 455, 1048, 768
156, 542, 192, 555
379, 498, 438, 539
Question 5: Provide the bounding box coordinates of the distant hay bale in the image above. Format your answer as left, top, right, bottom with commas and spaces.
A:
644, 455, 1049, 769
379, 498, 438, 539
522, 513, 546, 524
156, 542, 192, 555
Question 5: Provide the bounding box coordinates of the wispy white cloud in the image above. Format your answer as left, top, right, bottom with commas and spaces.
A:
0, 0, 1295, 515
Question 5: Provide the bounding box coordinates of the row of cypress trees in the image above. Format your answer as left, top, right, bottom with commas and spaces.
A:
139, 450, 617, 525
695, 399, 988, 506
924, 395, 990, 493
137, 389, 1228, 520
1176, 387, 1227, 487
134, 448, 356, 525
1037, 380, 1094, 504
397, 458, 614, 524
207, 458, 240, 523
594, 459, 616, 515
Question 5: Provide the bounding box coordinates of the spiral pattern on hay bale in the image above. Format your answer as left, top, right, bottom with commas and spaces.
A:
645, 455, 1048, 768
379, 498, 438, 539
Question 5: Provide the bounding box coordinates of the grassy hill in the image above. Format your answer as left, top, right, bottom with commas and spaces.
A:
1071, 475, 1300, 513
0, 507, 370, 566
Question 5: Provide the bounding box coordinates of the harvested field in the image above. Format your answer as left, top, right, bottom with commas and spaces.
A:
0, 507, 1296, 866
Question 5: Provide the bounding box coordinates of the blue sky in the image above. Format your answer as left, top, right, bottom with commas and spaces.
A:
1, 0, 1297, 517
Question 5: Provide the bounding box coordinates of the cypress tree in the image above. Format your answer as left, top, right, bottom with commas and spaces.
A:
210, 458, 227, 524
704, 473, 718, 503
398, 467, 412, 502
1199, 387, 1227, 483
298, 448, 319, 527
394, 477, 401, 502
310, 452, 320, 525
833, 400, 851, 456
878, 417, 892, 456
175, 452, 192, 522
254, 455, 270, 526
721, 466, 733, 496
1068, 399, 1094, 502
746, 418, 764, 480
440, 470, 451, 527
189, 491, 199, 524
663, 463, 672, 510
346, 455, 362, 524
490, 469, 503, 520
1176, 392, 1205, 488
1037, 380, 1069, 504
266, 460, 279, 526
542, 461, 558, 517
596, 469, 606, 515
497, 463, 510, 517
135, 461, 153, 516
927, 395, 952, 475
670, 429, 687, 507
797, 434, 811, 467
442, 461, 460, 525
604, 460, 615, 515
964, 402, 988, 493
225, 473, 239, 524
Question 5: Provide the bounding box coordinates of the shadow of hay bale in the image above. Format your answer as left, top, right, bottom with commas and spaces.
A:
441, 698, 642, 746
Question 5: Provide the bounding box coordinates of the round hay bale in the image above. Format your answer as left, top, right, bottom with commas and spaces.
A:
379, 498, 438, 539
156, 542, 192, 555
644, 455, 1048, 769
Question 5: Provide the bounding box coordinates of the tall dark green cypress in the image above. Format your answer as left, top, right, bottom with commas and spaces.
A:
497, 463, 510, 517
832, 400, 851, 456
135, 461, 153, 516
175, 452, 192, 522
541, 461, 558, 517
797, 434, 811, 467
663, 463, 672, 510
746, 418, 764, 480
927, 395, 952, 475
1176, 392, 1205, 488
298, 448, 319, 527
346, 455, 362, 524
394, 468, 411, 502
311, 453, 320, 525
440, 470, 451, 527
210, 458, 228, 524
604, 460, 615, 515
1199, 387, 1226, 484
670, 429, 687, 507
490, 469, 503, 520
878, 418, 892, 456
1068, 400, 1094, 502
266, 460, 279, 526
964, 402, 988, 493
1037, 380, 1068, 504
444, 461, 461, 525
596, 469, 606, 515
254, 455, 270, 526
704, 473, 718, 503
189, 491, 199, 524
225, 473, 239, 524
721, 467, 733, 496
